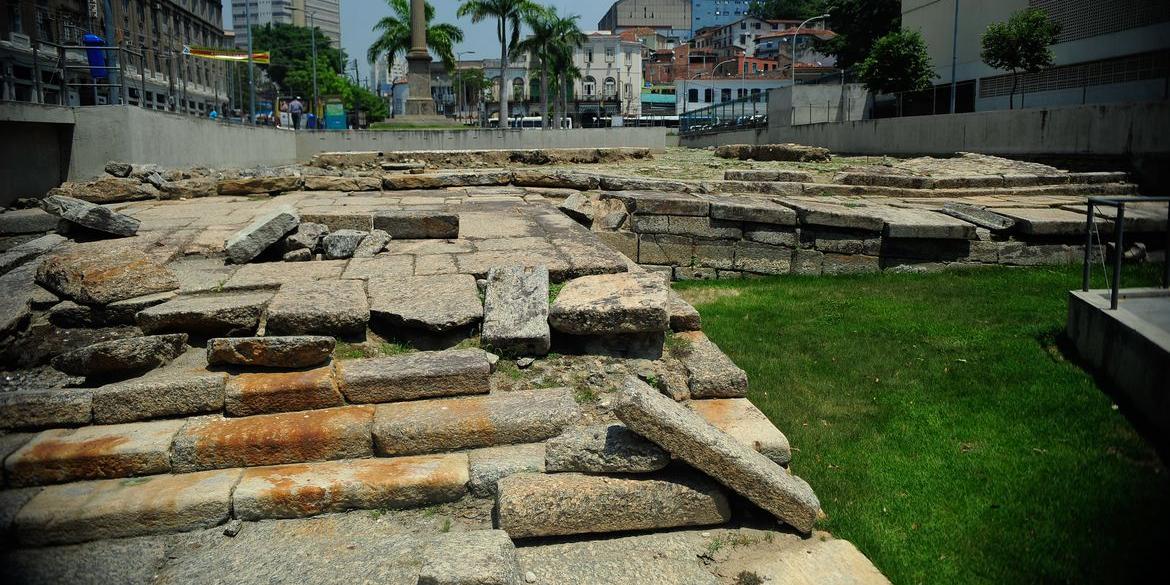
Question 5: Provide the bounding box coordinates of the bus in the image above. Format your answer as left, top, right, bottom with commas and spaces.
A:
489, 116, 573, 129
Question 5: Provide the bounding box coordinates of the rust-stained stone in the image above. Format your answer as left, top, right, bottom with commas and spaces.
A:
689, 398, 791, 465
171, 405, 375, 472
674, 331, 748, 399
232, 454, 468, 520
14, 468, 241, 546
372, 388, 579, 456
36, 242, 179, 305
338, 348, 491, 404
496, 472, 730, 539
225, 366, 343, 417
5, 419, 185, 486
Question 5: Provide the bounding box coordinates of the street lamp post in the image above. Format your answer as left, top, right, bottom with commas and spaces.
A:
291, 8, 320, 129
789, 14, 830, 88
244, 0, 255, 124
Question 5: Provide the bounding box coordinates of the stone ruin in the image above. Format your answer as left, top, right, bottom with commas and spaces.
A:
0, 144, 1163, 583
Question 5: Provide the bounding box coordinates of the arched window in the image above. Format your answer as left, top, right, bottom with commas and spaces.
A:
583, 76, 596, 96
512, 78, 524, 101
603, 77, 616, 97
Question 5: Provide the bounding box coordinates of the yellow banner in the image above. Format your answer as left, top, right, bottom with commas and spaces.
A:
184, 46, 270, 64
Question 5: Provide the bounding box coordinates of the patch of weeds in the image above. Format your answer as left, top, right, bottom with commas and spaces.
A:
574, 387, 599, 404
664, 334, 693, 358
497, 360, 524, 380
440, 518, 451, 533
641, 373, 662, 388
548, 282, 565, 303
707, 534, 761, 557
369, 508, 385, 519
454, 336, 482, 350
735, 571, 765, 585
333, 341, 368, 360
533, 376, 563, 389
421, 505, 440, 518
380, 341, 416, 356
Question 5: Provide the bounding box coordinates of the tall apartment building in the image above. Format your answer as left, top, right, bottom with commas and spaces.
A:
598, 0, 692, 39
692, 0, 753, 31
902, 0, 1170, 111
232, 0, 341, 49
1, 0, 229, 114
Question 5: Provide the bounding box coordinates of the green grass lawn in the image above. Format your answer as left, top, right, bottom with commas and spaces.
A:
675, 265, 1169, 585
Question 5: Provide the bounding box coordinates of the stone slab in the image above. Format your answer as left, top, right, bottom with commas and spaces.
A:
0, 234, 66, 276
674, 331, 748, 398
865, 206, 977, 239
467, 442, 546, 497
668, 290, 701, 332
225, 207, 300, 264
13, 468, 241, 546
223, 259, 348, 289
299, 212, 374, 232
940, 203, 1016, 231
265, 279, 369, 339
171, 405, 375, 472
337, 348, 492, 404
418, 529, 521, 585
689, 398, 791, 465
615, 377, 819, 533
137, 291, 272, 336
224, 366, 343, 417
777, 199, 884, 232
92, 358, 227, 424
217, 176, 303, 195
40, 195, 140, 237
368, 274, 482, 333
372, 388, 579, 456
232, 454, 468, 520
36, 242, 179, 305
0, 208, 60, 235
545, 424, 669, 473
50, 333, 188, 380
549, 272, 669, 335
206, 335, 335, 368
373, 210, 459, 239
496, 472, 730, 539
726, 538, 892, 585
989, 207, 1106, 236
482, 265, 551, 355
709, 197, 798, 226
341, 254, 415, 280
0, 390, 93, 431
6, 419, 185, 486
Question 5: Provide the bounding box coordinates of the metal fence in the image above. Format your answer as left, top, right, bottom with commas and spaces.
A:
1082, 196, 1170, 309
680, 92, 768, 136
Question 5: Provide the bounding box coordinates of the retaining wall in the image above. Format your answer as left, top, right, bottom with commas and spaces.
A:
295, 127, 667, 158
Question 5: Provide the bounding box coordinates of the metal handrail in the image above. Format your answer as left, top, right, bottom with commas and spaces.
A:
1081, 195, 1170, 309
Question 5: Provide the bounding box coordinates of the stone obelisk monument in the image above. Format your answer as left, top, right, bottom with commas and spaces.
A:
405, 0, 436, 116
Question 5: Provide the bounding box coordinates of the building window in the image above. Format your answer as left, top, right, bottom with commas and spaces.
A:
603, 77, 616, 96
720, 88, 731, 101
8, 5, 23, 34
703, 88, 713, 102
688, 88, 698, 102
605, 47, 615, 62
586, 48, 593, 62
583, 76, 596, 96
512, 77, 524, 100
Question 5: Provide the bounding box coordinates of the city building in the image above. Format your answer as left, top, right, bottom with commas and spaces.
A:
691, 0, 753, 31
901, 0, 1170, 112
1, 0, 229, 114
692, 17, 830, 59
598, 0, 692, 39
231, 0, 341, 49
571, 32, 645, 124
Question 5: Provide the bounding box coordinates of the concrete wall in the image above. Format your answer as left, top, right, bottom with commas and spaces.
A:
294, 127, 667, 158
68, 107, 298, 180
0, 103, 76, 206
681, 101, 1170, 156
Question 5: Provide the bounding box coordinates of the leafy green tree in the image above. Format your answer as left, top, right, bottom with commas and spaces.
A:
457, 0, 542, 126
819, 0, 901, 70
980, 8, 1061, 109
856, 29, 935, 107
517, 7, 585, 129
250, 23, 345, 89
748, 0, 825, 21
367, 0, 464, 76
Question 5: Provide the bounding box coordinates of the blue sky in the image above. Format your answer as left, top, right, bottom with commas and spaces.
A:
222, 1, 609, 81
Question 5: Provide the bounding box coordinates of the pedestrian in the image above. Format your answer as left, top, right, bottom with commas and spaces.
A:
289, 97, 304, 131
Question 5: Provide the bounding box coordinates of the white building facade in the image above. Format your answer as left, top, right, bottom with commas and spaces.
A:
571, 32, 644, 123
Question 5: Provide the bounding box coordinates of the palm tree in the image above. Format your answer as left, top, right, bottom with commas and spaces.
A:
368, 0, 464, 115
546, 14, 586, 129
516, 7, 555, 128
457, 0, 541, 127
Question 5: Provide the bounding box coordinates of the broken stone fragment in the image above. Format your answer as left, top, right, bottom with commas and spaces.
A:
322, 229, 367, 259
482, 265, 550, 356
368, 274, 483, 333
283, 222, 330, 252
39, 194, 141, 237
104, 161, 132, 177
46, 177, 159, 204
50, 333, 189, 379
206, 335, 335, 368
224, 207, 299, 264
548, 271, 670, 335
467, 443, 546, 497
614, 376, 820, 533
36, 241, 178, 305
216, 175, 303, 195
282, 248, 312, 262
136, 291, 272, 337
352, 229, 391, 258
674, 331, 748, 399
0, 233, 67, 276
544, 424, 669, 473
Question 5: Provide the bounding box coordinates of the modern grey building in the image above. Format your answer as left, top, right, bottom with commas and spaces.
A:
231, 0, 341, 49
598, 0, 693, 38
691, 0, 753, 31
902, 0, 1169, 111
